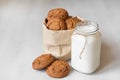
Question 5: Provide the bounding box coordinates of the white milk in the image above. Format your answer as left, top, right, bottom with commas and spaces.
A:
71, 21, 101, 73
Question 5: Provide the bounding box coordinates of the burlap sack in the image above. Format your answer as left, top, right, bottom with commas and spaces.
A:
42, 21, 74, 61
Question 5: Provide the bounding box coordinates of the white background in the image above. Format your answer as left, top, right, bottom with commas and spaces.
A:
0, 0, 120, 80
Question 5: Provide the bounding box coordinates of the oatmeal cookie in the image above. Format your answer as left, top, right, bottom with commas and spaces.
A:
66, 16, 81, 30
47, 8, 69, 20
32, 54, 55, 70
46, 60, 71, 78
46, 18, 67, 30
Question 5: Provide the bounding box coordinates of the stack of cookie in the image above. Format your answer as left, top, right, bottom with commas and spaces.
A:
46, 8, 82, 30
32, 54, 71, 78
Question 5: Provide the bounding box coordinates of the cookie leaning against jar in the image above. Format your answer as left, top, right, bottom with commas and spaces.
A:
46, 60, 71, 78
65, 16, 85, 30
32, 54, 55, 70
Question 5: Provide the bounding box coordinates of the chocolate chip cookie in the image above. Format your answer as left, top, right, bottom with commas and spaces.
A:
46, 60, 71, 78
32, 54, 55, 70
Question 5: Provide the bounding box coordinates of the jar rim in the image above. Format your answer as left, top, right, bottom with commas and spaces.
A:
75, 21, 99, 35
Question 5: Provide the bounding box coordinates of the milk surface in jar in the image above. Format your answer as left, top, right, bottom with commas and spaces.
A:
71, 21, 101, 73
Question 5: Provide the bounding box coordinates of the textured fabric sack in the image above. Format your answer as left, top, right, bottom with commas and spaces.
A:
43, 22, 74, 61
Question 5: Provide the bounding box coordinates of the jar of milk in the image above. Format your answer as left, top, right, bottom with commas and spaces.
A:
71, 21, 101, 73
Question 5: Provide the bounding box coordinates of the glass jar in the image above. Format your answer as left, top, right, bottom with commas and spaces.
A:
71, 21, 101, 73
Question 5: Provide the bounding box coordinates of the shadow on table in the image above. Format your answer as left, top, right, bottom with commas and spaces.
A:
95, 41, 114, 73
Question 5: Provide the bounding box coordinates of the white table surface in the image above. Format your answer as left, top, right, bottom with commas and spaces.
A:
0, 0, 120, 80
